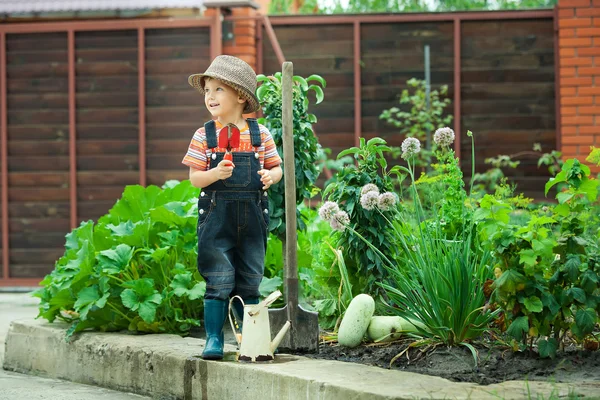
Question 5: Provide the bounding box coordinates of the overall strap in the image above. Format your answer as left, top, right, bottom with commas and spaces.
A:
204, 120, 218, 149
247, 118, 262, 148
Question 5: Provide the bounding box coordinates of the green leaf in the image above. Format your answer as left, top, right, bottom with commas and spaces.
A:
259, 276, 283, 297
306, 74, 326, 88
308, 85, 324, 104
545, 169, 567, 196
74, 286, 101, 320
293, 75, 308, 91
97, 244, 133, 275
519, 249, 537, 268
494, 269, 526, 294
574, 308, 596, 338
169, 272, 206, 300
579, 177, 599, 201
506, 316, 529, 340
538, 338, 557, 359
556, 192, 574, 204
120, 278, 162, 323
564, 255, 581, 282
523, 296, 543, 313
568, 287, 586, 304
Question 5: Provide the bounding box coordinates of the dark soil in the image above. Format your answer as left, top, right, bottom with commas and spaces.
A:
302, 339, 600, 385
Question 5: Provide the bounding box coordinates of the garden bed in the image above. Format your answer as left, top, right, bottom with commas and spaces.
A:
303, 340, 600, 385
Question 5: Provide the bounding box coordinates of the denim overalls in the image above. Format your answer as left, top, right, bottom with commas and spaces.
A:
197, 118, 270, 301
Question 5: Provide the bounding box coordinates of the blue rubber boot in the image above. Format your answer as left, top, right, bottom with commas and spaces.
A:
201, 299, 227, 360
232, 297, 259, 333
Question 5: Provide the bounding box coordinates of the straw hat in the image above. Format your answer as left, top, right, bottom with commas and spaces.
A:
188, 55, 260, 114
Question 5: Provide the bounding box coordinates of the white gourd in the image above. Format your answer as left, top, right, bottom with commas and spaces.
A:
337, 294, 375, 348
367, 316, 418, 343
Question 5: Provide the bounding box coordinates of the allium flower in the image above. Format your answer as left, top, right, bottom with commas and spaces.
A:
318, 201, 339, 222
360, 184, 379, 196
378, 192, 397, 211
433, 127, 455, 148
401, 137, 421, 159
360, 191, 379, 210
330, 211, 350, 232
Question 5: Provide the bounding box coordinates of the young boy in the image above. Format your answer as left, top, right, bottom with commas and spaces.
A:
182, 55, 283, 360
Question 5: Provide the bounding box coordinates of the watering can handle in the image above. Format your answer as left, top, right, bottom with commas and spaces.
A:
228, 295, 244, 347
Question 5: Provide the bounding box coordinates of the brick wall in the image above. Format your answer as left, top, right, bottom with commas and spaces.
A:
558, 0, 600, 173
204, 6, 258, 72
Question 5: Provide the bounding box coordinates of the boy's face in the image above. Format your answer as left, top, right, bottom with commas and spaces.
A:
203, 78, 247, 118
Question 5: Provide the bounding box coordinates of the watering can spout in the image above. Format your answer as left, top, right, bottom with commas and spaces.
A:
271, 320, 291, 353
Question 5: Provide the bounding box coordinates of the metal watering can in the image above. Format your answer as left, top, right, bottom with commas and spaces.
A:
228, 290, 291, 362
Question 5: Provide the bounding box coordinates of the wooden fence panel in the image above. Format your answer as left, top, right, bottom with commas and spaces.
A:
262, 24, 355, 156
460, 19, 556, 199
361, 22, 455, 147
6, 32, 70, 278
145, 27, 212, 186
75, 30, 140, 223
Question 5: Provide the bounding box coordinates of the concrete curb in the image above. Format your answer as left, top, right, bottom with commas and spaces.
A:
4, 319, 600, 400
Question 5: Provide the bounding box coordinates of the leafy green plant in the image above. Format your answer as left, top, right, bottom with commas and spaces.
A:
380, 78, 452, 167
256, 72, 326, 240
320, 130, 498, 354
33, 181, 205, 339
476, 152, 600, 358
322, 137, 404, 293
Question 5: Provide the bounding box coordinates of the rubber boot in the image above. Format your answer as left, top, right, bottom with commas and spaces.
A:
201, 299, 227, 360
232, 297, 259, 333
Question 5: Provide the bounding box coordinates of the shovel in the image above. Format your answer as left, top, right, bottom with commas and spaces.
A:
268, 62, 320, 353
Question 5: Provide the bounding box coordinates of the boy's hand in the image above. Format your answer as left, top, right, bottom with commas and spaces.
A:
258, 169, 274, 190
215, 159, 235, 180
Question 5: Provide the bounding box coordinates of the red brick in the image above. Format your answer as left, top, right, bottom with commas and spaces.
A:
579, 46, 600, 56
561, 87, 578, 96
594, 37, 600, 45
580, 126, 600, 134
560, 17, 592, 28
576, 27, 600, 36
563, 116, 594, 125
560, 8, 576, 17
562, 76, 593, 86
594, 0, 600, 5
563, 135, 595, 144
562, 126, 578, 135
560, 67, 577, 77
594, 17, 600, 26
235, 36, 256, 46
578, 87, 600, 95
578, 106, 600, 114
560, 28, 576, 37
577, 7, 600, 17
560, 0, 591, 7
578, 66, 600, 75
233, 26, 255, 36
562, 145, 580, 154
563, 96, 594, 105
561, 48, 577, 57
560, 56, 593, 66
561, 106, 578, 115
560, 37, 593, 47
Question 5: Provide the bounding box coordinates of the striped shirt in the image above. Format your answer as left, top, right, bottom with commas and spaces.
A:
182, 120, 282, 171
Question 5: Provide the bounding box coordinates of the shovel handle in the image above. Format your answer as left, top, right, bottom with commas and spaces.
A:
282, 62, 299, 309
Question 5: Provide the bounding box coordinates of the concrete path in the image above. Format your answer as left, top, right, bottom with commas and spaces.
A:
3, 291, 600, 400
0, 292, 149, 400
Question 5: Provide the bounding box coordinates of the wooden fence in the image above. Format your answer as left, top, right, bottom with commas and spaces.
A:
0, 10, 557, 285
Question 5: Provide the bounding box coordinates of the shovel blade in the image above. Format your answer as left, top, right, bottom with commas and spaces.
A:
269, 305, 319, 353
